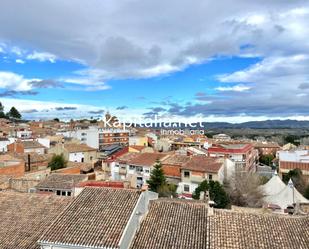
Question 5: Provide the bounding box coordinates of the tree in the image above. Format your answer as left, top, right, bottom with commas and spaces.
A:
282, 168, 306, 194
7, 106, 21, 120
304, 185, 309, 200
226, 171, 264, 208
157, 183, 178, 198
53, 118, 60, 122
147, 159, 166, 193
192, 180, 229, 209
48, 154, 67, 171
0, 102, 5, 118
259, 154, 275, 166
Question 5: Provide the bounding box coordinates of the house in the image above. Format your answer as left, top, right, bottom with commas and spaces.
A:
17, 152, 52, 172
0, 191, 71, 249
7, 140, 46, 154
161, 154, 191, 185
35, 173, 88, 196
129, 135, 148, 146
178, 155, 224, 195
208, 143, 258, 171
253, 141, 281, 156
129, 145, 154, 153
278, 150, 309, 183
131, 199, 309, 249
0, 154, 25, 177
0, 187, 308, 249
0, 137, 14, 152
116, 152, 169, 188
213, 133, 232, 141
38, 187, 158, 249
49, 143, 97, 163
59, 126, 129, 149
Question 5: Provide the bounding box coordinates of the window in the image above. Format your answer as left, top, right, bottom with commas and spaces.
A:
67, 192, 72, 196
208, 174, 213, 180
184, 171, 190, 178
184, 184, 190, 192
61, 191, 66, 196
56, 190, 61, 195
129, 165, 135, 170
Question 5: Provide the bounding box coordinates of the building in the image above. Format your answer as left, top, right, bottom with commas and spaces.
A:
49, 143, 97, 163
178, 156, 224, 195
0, 154, 25, 177
59, 126, 129, 150
213, 133, 232, 141
129, 145, 154, 153
129, 135, 148, 146
38, 187, 158, 249
131, 199, 309, 249
7, 140, 46, 154
0, 191, 71, 249
18, 152, 51, 172
35, 173, 88, 196
0, 188, 308, 249
161, 154, 191, 185
0, 137, 14, 152
115, 152, 169, 187
278, 150, 309, 183
253, 141, 281, 156
208, 143, 258, 171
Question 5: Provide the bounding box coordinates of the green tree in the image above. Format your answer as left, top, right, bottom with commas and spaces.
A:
283, 168, 306, 194
53, 118, 60, 122
259, 154, 275, 166
304, 185, 309, 200
157, 183, 178, 198
7, 106, 21, 120
147, 159, 166, 193
48, 154, 67, 171
0, 102, 6, 118
193, 180, 229, 209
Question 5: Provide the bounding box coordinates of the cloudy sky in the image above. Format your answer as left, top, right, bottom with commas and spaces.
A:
0, 0, 309, 122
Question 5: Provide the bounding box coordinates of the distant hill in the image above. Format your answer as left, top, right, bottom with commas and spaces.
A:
143, 120, 309, 129
201, 120, 309, 129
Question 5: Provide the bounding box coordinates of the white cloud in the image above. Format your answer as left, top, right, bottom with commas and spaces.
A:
15, 59, 25, 64
215, 84, 251, 92
0, 71, 33, 91
0, 1, 308, 81
26, 51, 57, 63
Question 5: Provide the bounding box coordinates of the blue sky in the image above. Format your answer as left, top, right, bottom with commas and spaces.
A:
0, 1, 309, 122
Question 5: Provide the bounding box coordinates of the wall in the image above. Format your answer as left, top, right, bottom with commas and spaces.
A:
0, 161, 25, 177
9, 178, 40, 192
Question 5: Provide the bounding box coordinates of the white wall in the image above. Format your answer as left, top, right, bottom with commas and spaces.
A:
69, 152, 85, 162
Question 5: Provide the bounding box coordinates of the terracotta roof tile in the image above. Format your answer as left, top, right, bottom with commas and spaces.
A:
0, 192, 70, 249
64, 143, 96, 153
39, 187, 141, 248
182, 156, 222, 173
35, 174, 88, 190
131, 199, 209, 249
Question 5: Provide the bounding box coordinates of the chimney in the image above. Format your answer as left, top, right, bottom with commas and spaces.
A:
27, 154, 31, 172
200, 190, 214, 216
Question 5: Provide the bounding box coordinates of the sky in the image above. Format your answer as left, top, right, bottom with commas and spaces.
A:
0, 0, 309, 122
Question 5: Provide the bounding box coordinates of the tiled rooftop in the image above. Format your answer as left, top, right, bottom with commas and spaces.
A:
0, 192, 70, 249
161, 154, 191, 165
35, 173, 88, 190
182, 155, 222, 173
39, 187, 142, 248
131, 199, 209, 249
210, 209, 309, 249
64, 143, 97, 153
132, 200, 309, 249
125, 152, 169, 166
